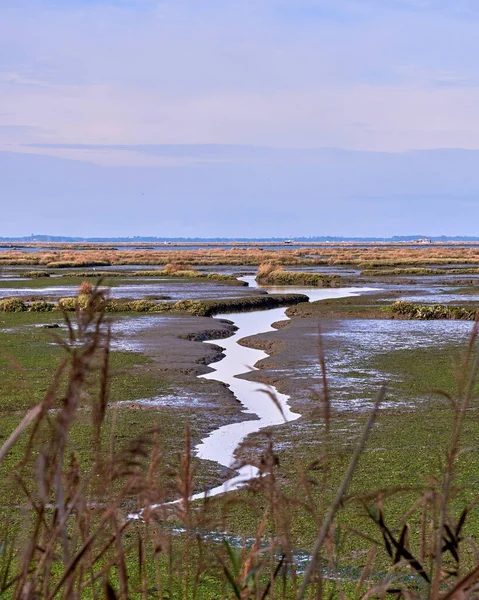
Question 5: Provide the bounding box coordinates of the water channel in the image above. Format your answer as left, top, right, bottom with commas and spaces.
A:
191, 276, 377, 500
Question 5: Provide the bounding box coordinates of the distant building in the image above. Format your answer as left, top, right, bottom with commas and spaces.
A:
413, 238, 432, 244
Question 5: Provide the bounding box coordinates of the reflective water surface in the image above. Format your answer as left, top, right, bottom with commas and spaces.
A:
0, 281, 259, 301
192, 278, 378, 499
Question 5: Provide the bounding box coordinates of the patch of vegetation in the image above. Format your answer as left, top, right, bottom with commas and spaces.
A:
20, 270, 51, 278
3, 243, 479, 270
46, 259, 112, 268
0, 313, 165, 413
361, 267, 479, 276
0, 293, 309, 316
388, 300, 478, 320
215, 329, 479, 582
3, 268, 247, 292
256, 263, 341, 287
65, 269, 248, 285
0, 298, 29, 312
171, 293, 309, 316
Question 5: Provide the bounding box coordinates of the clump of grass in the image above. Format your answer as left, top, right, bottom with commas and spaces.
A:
28, 300, 55, 312
362, 267, 479, 276
164, 262, 190, 273
78, 281, 93, 296
20, 270, 51, 278
206, 272, 247, 284
388, 300, 478, 320
256, 264, 340, 287
60, 271, 126, 278
46, 260, 112, 268
0, 298, 28, 312
362, 267, 439, 276
117, 298, 159, 312
257, 262, 280, 278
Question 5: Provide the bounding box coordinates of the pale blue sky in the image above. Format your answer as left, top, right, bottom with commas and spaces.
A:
1, 0, 479, 236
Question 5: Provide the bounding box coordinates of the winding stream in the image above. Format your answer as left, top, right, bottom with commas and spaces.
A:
191, 277, 377, 501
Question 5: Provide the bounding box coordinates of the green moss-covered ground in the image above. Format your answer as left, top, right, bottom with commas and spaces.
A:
0, 311, 165, 411
0, 310, 232, 506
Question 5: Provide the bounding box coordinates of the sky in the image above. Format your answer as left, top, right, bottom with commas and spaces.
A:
1, 0, 479, 237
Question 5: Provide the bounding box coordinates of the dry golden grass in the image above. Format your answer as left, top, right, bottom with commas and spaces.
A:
2, 245, 479, 269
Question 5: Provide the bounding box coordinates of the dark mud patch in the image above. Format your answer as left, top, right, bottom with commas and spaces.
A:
112, 314, 237, 375
179, 319, 238, 344
237, 334, 286, 357
270, 319, 290, 330
110, 313, 254, 493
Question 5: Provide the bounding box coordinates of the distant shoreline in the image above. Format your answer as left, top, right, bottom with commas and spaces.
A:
3, 235, 479, 246
2, 240, 479, 249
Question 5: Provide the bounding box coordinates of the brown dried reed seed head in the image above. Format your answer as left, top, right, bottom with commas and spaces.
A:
79, 281, 93, 296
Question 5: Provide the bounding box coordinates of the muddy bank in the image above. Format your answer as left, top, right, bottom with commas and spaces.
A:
236, 312, 475, 419
236, 317, 343, 414
230, 311, 475, 475
112, 313, 260, 483
114, 314, 238, 375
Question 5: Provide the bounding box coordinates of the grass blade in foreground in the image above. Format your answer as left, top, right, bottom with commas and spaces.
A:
296, 386, 386, 600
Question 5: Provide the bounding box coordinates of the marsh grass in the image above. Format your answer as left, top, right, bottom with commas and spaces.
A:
54, 270, 247, 285
4, 244, 479, 271
20, 271, 51, 278
361, 268, 479, 277
1, 286, 479, 597
256, 264, 340, 287
389, 301, 479, 321
0, 292, 309, 317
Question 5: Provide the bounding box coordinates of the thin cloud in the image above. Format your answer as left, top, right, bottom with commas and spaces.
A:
1, 1, 479, 157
